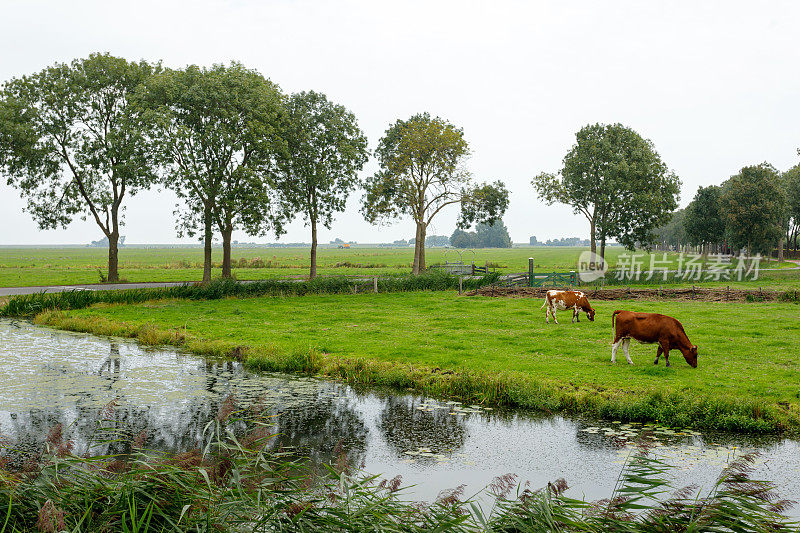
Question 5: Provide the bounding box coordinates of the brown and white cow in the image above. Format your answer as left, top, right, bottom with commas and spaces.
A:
611, 310, 698, 368
540, 290, 595, 324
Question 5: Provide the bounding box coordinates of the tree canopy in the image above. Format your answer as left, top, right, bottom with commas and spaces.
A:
276, 91, 368, 278
362, 113, 508, 274
0, 53, 158, 281
784, 164, 800, 251
684, 185, 725, 249
721, 163, 785, 254
140, 62, 287, 281
532, 123, 680, 260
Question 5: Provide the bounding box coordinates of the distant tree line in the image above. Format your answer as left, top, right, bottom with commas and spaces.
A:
0, 54, 509, 280
654, 160, 800, 257
529, 236, 591, 247
450, 221, 512, 248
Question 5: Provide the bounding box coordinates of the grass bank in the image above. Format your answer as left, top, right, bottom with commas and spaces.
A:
32, 291, 800, 435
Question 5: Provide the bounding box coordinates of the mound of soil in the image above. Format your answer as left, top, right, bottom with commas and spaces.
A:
466, 285, 799, 302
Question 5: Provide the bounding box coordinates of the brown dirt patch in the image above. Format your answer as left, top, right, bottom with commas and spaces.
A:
465, 285, 800, 302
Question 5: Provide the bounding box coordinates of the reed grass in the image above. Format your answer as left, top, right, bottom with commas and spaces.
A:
0, 403, 795, 532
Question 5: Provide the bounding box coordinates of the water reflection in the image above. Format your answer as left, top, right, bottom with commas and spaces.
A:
1, 319, 799, 509
378, 396, 468, 457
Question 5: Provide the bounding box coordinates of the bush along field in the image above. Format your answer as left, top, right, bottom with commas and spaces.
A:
1, 405, 795, 532
17, 288, 800, 435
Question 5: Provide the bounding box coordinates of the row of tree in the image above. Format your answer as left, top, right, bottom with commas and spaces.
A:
532, 122, 800, 259
529, 236, 591, 247
654, 160, 800, 256
450, 221, 512, 248
0, 54, 509, 281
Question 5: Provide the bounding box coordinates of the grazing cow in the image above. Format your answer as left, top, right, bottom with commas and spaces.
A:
611, 310, 698, 368
540, 290, 596, 324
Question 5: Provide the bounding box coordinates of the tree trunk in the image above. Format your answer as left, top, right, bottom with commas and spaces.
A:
589, 218, 597, 255
107, 232, 119, 283
418, 224, 427, 272
106, 204, 121, 283
599, 235, 606, 264
778, 236, 785, 262
412, 223, 423, 275
202, 202, 214, 284
221, 220, 233, 278
310, 217, 318, 279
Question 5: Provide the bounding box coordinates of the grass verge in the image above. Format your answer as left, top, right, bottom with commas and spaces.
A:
0, 272, 500, 318
32, 289, 800, 435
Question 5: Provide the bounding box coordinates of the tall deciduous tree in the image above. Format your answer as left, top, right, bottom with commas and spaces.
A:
140, 63, 286, 282
684, 185, 725, 253
532, 123, 680, 260
0, 53, 157, 282
784, 164, 800, 251
362, 113, 509, 274
276, 91, 368, 278
721, 163, 785, 255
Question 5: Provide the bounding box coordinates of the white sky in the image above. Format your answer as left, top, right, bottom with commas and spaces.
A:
1, 0, 799, 245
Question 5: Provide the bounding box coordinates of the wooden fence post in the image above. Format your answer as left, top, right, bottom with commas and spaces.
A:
528, 257, 534, 287
373, 277, 378, 293
458, 276, 463, 295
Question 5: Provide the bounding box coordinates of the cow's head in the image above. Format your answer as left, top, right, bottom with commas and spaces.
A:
586, 307, 595, 322
684, 345, 698, 368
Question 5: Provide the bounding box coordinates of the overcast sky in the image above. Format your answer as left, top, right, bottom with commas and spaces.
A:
1, 0, 799, 245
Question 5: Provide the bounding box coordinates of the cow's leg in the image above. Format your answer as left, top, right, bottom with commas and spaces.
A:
611, 335, 622, 363
623, 338, 633, 365
574, 306, 580, 323
654, 345, 663, 365
552, 306, 558, 324
545, 303, 550, 323
660, 341, 671, 367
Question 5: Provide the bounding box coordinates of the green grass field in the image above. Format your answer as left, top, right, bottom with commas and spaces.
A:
1, 245, 797, 288
42, 291, 800, 433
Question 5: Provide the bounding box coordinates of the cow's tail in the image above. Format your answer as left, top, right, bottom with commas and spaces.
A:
611, 310, 622, 335
540, 294, 548, 309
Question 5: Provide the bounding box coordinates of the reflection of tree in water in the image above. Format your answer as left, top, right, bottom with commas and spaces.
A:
0, 341, 371, 471
270, 395, 368, 468
378, 396, 467, 456
1, 348, 257, 460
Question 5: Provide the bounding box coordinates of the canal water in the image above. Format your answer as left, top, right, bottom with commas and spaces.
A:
1, 318, 798, 508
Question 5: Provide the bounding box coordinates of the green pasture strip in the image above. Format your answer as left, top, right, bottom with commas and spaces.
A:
0, 273, 499, 317
34, 292, 800, 435
0, 246, 794, 287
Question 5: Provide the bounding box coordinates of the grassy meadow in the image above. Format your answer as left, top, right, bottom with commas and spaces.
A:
0, 245, 797, 288
36, 290, 800, 433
